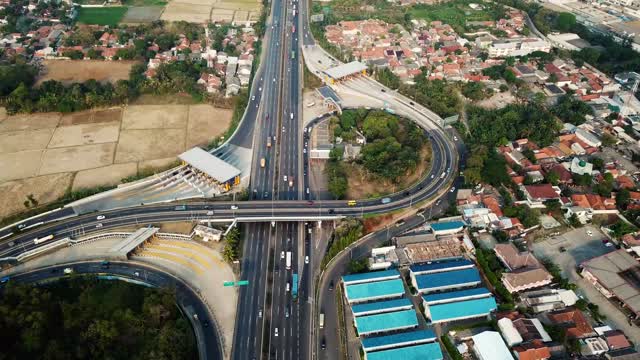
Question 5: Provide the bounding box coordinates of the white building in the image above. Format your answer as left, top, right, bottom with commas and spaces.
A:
488, 38, 551, 58
472, 331, 513, 360
192, 225, 223, 242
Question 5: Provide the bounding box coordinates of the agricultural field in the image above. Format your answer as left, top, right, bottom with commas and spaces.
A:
0, 104, 232, 219
409, 0, 505, 33
162, 0, 261, 23
37, 60, 137, 85
76, 7, 129, 26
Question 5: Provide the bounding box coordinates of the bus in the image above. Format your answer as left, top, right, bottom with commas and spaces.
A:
175, 205, 186, 211
319, 313, 324, 329
347, 200, 357, 206
33, 234, 54, 245
286, 251, 292, 270
292, 273, 298, 299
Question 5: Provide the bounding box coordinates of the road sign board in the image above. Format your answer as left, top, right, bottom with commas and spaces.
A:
237, 280, 249, 286
223, 281, 235, 287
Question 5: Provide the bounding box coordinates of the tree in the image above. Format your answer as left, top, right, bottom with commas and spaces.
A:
556, 12, 576, 32
545, 171, 560, 186
347, 259, 368, 274
375, 67, 400, 90
617, 189, 631, 210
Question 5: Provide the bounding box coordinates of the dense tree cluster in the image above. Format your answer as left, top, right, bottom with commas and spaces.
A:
222, 227, 241, 262
466, 104, 562, 148
0, 63, 38, 97
551, 93, 594, 126
402, 72, 461, 117
0, 278, 197, 360
374, 67, 400, 90
321, 218, 363, 269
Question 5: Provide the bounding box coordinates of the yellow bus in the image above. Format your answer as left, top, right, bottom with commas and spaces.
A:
347, 200, 357, 206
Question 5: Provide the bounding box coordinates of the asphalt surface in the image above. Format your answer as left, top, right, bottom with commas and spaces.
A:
2, 261, 222, 360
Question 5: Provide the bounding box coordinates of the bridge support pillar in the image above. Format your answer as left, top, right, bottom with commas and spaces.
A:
317, 220, 322, 228
224, 220, 238, 236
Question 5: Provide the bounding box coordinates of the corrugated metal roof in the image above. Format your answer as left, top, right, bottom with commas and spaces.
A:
317, 86, 341, 104
427, 296, 496, 323
323, 61, 367, 79
178, 147, 241, 183
409, 258, 473, 274
354, 309, 418, 335
422, 287, 491, 304
365, 342, 443, 360
415, 268, 480, 291
352, 298, 413, 315
472, 331, 513, 360
361, 329, 436, 350
346, 279, 405, 302
342, 269, 401, 284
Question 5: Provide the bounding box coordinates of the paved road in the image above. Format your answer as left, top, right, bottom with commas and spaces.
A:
3, 261, 222, 360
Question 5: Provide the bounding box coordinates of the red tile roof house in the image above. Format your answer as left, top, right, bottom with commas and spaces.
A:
604, 330, 632, 351
494, 243, 553, 293
513, 340, 552, 360
545, 307, 596, 339
520, 184, 561, 208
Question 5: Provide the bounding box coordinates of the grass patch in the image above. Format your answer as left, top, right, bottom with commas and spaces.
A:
409, 0, 502, 34
303, 57, 323, 89
77, 7, 128, 26
122, 0, 167, 5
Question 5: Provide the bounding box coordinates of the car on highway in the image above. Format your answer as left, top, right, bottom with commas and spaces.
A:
251, 95, 255, 101
321, 338, 326, 349
395, 220, 405, 227
286, 283, 290, 292
17, 223, 26, 230
281, 251, 285, 259
95, 223, 103, 228
409, 101, 415, 106
435, 199, 442, 206
380, 88, 386, 92
230, 205, 239, 210
274, 328, 279, 337
264, 191, 269, 199
203, 321, 209, 328
450, 187, 456, 193
285, 307, 289, 318
329, 281, 334, 291
453, 136, 458, 141
305, 256, 309, 264
307, 200, 314, 205
587, 230, 593, 236
207, 211, 214, 215
258, 309, 263, 318
134, 271, 140, 277
96, 215, 105, 220
283, 175, 288, 182
430, 174, 435, 179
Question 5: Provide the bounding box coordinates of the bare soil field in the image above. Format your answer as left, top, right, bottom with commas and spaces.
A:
37, 60, 138, 85
161, 0, 261, 23
345, 146, 432, 200
0, 173, 74, 219
0, 103, 232, 219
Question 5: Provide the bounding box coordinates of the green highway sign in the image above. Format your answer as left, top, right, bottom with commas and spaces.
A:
237, 280, 249, 286
223, 281, 235, 287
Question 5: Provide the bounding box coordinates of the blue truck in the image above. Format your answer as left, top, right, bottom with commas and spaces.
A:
292, 273, 298, 299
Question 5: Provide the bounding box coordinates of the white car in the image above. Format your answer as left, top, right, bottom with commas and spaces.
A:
453, 136, 458, 141
284, 175, 288, 182
258, 309, 263, 318
587, 230, 593, 236
96, 215, 105, 220
305, 256, 309, 264
286, 283, 290, 292
251, 95, 255, 101
281, 251, 285, 259
303, 148, 307, 154
206, 211, 214, 215
95, 223, 103, 228
450, 187, 456, 193
275, 328, 279, 337
230, 205, 239, 210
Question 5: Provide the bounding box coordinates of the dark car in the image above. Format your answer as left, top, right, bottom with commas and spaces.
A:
381, 88, 386, 92
409, 101, 415, 106
329, 281, 334, 291
560, 246, 567, 252
321, 339, 326, 349
203, 321, 209, 328
328, 209, 335, 214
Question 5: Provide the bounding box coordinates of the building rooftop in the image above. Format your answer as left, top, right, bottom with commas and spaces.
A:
494, 243, 540, 270
581, 250, 640, 314
317, 86, 342, 105
414, 268, 480, 291
422, 287, 491, 305
409, 258, 473, 274
352, 298, 413, 315
345, 279, 405, 302
178, 147, 241, 183
109, 227, 159, 256
472, 331, 513, 360
354, 309, 418, 335
426, 296, 496, 323
361, 329, 436, 351
323, 61, 367, 79
342, 269, 400, 285
547, 307, 595, 338
365, 342, 443, 360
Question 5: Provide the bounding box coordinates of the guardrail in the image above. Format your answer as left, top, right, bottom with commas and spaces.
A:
16, 238, 71, 262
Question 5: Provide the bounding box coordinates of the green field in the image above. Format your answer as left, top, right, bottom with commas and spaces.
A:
122, 0, 167, 6
77, 7, 128, 26
409, 0, 501, 34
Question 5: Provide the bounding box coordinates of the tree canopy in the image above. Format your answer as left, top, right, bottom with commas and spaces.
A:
0, 278, 197, 360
